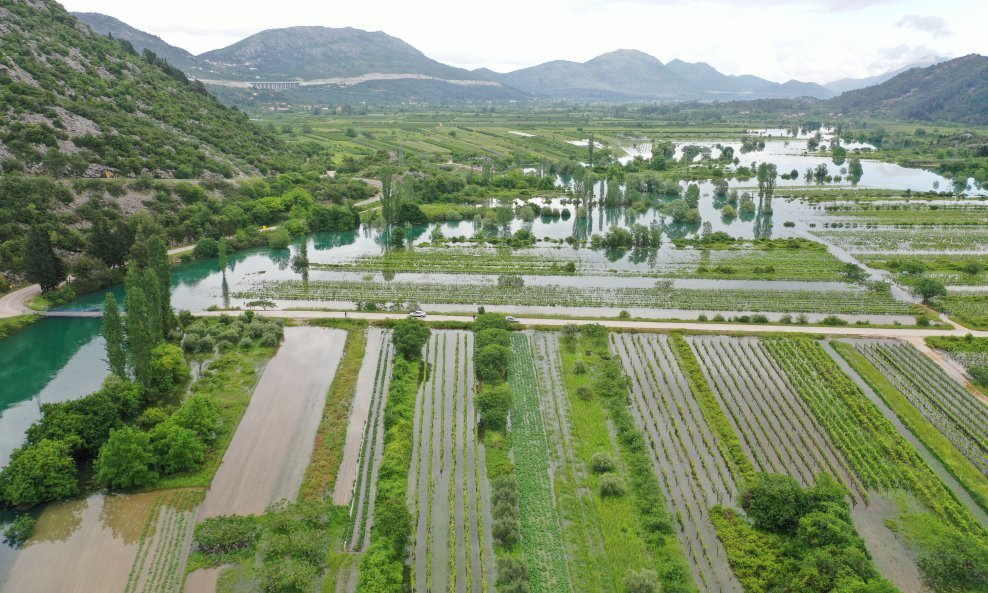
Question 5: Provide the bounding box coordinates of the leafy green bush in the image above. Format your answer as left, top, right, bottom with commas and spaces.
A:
740, 473, 809, 532
193, 238, 220, 259
590, 452, 616, 474
476, 344, 511, 383
477, 384, 511, 429
3, 515, 36, 548
391, 318, 431, 361
0, 439, 78, 507
598, 473, 627, 497
193, 515, 259, 556
94, 426, 158, 490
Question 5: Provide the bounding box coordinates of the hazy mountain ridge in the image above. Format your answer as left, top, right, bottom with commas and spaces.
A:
828, 55, 988, 125
0, 1, 285, 178
71, 12, 199, 72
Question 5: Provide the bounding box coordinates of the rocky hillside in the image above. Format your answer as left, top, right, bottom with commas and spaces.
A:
72, 11, 199, 72
829, 55, 988, 125
0, 0, 287, 178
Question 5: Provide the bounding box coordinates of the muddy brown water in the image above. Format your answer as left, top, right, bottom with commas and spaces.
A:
197, 326, 346, 519
1, 491, 159, 593
333, 328, 386, 506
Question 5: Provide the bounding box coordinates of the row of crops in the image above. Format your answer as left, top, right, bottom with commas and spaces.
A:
763, 338, 987, 539
125, 489, 201, 593
314, 245, 849, 282
810, 226, 988, 253
850, 339, 988, 478
611, 332, 742, 593
507, 333, 571, 593
688, 335, 865, 500
824, 203, 988, 225
407, 331, 496, 593
347, 335, 394, 552
237, 280, 912, 315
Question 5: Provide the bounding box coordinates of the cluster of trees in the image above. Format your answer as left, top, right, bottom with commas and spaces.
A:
590, 222, 662, 251
716, 473, 898, 593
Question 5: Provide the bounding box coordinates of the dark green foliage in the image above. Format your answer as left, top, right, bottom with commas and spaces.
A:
496, 557, 531, 593
472, 313, 512, 332
397, 202, 428, 224
194, 238, 220, 259
150, 423, 205, 474
168, 395, 222, 444
598, 473, 627, 497
125, 265, 154, 387
24, 225, 65, 292
143, 267, 163, 341
309, 204, 358, 232
623, 569, 660, 593
391, 318, 431, 360
3, 514, 36, 548
358, 356, 418, 593
0, 439, 79, 507
476, 344, 511, 383
102, 293, 127, 378
912, 277, 948, 303
917, 531, 988, 593
476, 384, 511, 429
254, 499, 331, 592
94, 426, 158, 490
475, 328, 511, 351
193, 514, 259, 557
715, 473, 893, 593
740, 473, 809, 532
146, 235, 171, 321
491, 475, 521, 549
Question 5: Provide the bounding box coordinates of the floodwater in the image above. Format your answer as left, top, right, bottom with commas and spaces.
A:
196, 326, 346, 518
0, 491, 160, 593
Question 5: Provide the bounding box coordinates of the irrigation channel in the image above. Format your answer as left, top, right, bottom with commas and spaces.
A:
407, 331, 497, 593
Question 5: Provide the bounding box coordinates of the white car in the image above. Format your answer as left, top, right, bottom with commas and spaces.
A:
505, 316, 520, 323
409, 310, 427, 319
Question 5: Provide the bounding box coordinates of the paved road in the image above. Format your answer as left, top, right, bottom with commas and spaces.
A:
0, 284, 40, 318
202, 309, 988, 339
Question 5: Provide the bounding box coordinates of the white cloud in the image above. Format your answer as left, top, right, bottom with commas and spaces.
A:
896, 14, 951, 37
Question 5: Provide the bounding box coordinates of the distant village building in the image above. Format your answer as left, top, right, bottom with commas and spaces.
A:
250, 81, 301, 90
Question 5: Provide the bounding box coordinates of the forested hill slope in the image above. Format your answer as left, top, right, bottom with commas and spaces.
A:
829, 55, 988, 125
72, 11, 200, 72
0, 0, 287, 178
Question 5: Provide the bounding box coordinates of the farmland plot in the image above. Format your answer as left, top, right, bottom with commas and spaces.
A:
507, 332, 570, 593
407, 331, 496, 593
850, 339, 988, 478
343, 329, 395, 551
687, 335, 864, 498
611, 332, 741, 593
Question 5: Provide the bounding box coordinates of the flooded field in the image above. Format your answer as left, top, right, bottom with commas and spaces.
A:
197, 326, 346, 518
0, 490, 196, 593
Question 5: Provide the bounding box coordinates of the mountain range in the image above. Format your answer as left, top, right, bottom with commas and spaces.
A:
74, 13, 857, 103
48, 10, 988, 124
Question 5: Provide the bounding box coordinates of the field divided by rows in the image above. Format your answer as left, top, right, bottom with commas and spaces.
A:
238, 280, 912, 315
345, 331, 395, 552
849, 339, 988, 478
763, 338, 986, 537
507, 332, 570, 593
687, 335, 865, 499
125, 489, 202, 593
611, 332, 741, 593
407, 331, 496, 593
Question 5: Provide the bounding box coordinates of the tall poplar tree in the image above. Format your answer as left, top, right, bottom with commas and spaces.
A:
102, 293, 127, 378
146, 235, 172, 330
143, 267, 163, 342
125, 266, 152, 388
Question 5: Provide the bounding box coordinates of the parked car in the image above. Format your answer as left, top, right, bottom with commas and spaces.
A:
505, 316, 519, 323
409, 310, 426, 319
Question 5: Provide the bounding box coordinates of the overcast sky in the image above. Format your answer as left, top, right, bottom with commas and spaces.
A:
59, 0, 984, 83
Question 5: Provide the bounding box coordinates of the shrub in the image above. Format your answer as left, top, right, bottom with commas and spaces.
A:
150, 423, 205, 475
590, 452, 616, 474
3, 515, 36, 548
496, 556, 530, 593
599, 473, 627, 497
392, 318, 431, 361
821, 315, 848, 326
740, 473, 808, 532
476, 384, 511, 429
193, 515, 259, 556
94, 427, 158, 490
573, 361, 587, 375
623, 569, 659, 593
149, 342, 191, 400
475, 328, 510, 351
0, 439, 78, 507
576, 385, 593, 400
170, 396, 222, 444
473, 313, 511, 331
266, 228, 291, 249
476, 344, 511, 383
193, 238, 219, 259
